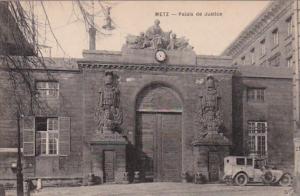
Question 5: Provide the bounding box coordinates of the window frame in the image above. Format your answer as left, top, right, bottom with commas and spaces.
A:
236, 158, 245, 166
286, 16, 293, 37
250, 48, 255, 65
36, 117, 59, 156
241, 56, 246, 65
247, 88, 265, 102
287, 55, 293, 68
260, 39, 266, 57
247, 121, 268, 157
36, 81, 59, 98
272, 28, 279, 47
268, 53, 281, 67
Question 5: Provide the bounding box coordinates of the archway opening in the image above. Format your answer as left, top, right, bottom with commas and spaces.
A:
135, 84, 183, 182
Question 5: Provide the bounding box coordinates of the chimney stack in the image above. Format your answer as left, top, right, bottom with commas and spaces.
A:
89, 27, 96, 50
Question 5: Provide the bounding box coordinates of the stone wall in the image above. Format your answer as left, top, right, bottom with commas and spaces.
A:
0, 67, 84, 182
232, 71, 294, 172
80, 63, 234, 180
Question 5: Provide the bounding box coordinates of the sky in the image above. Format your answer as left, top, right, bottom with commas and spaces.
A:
29, 1, 271, 58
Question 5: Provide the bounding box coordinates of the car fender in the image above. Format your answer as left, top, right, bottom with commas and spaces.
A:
232, 167, 247, 178
233, 171, 248, 180
270, 170, 284, 182
278, 172, 292, 182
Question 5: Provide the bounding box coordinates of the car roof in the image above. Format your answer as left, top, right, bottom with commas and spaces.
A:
225, 156, 254, 159
225, 156, 266, 160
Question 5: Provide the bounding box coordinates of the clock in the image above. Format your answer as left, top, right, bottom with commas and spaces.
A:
155, 50, 167, 62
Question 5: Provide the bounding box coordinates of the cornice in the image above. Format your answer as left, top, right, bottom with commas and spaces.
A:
77, 62, 237, 74
222, 0, 293, 57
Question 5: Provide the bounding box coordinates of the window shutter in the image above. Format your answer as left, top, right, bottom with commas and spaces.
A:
59, 117, 71, 156
23, 116, 35, 156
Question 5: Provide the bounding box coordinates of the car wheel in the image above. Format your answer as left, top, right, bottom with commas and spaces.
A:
279, 173, 292, 187
234, 173, 248, 186
262, 170, 274, 184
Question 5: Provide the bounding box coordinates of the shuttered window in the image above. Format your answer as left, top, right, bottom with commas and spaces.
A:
23, 116, 35, 156
23, 116, 70, 156
59, 117, 71, 156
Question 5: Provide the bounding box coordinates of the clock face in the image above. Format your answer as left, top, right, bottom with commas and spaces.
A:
155, 50, 167, 62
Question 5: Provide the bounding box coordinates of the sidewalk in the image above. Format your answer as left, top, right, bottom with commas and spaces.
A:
11, 182, 289, 196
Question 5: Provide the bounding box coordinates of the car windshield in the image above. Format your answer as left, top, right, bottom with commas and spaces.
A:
254, 159, 265, 169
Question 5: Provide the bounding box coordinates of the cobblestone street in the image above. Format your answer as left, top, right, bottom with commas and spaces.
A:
6, 183, 293, 196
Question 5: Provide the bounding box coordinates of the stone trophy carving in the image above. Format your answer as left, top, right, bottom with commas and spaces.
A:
196, 75, 224, 139
125, 19, 193, 51
95, 71, 122, 133
192, 75, 230, 182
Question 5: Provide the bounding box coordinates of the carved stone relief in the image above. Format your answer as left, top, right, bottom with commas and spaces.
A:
195, 75, 223, 137
95, 71, 123, 133
192, 75, 231, 147
125, 19, 193, 51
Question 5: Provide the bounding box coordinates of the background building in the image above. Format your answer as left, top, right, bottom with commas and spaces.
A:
223, 0, 294, 170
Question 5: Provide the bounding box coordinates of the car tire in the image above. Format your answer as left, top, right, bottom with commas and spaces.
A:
234, 173, 248, 186
262, 170, 274, 184
279, 173, 292, 187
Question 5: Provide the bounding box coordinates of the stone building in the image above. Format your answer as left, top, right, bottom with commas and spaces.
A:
0, 0, 296, 186
223, 0, 294, 169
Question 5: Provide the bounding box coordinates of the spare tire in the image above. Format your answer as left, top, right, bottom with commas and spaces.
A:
262, 170, 274, 184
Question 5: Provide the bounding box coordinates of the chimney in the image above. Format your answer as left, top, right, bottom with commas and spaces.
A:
89, 27, 96, 50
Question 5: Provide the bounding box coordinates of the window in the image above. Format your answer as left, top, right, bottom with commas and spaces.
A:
286, 16, 293, 37
250, 48, 255, 65
287, 56, 293, 68
247, 158, 253, 166
260, 39, 266, 56
236, 158, 245, 165
272, 28, 279, 46
248, 121, 268, 157
23, 117, 70, 157
241, 56, 246, 65
36, 81, 59, 98
269, 54, 280, 67
36, 117, 59, 155
247, 88, 265, 102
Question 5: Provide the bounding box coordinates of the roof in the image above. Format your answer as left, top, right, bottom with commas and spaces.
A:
222, 0, 292, 57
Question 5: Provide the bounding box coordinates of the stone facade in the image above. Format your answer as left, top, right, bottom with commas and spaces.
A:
79, 46, 234, 182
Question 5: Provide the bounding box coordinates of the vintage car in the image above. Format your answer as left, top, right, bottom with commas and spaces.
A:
223, 156, 292, 186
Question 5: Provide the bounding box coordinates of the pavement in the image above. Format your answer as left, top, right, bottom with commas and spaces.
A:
5, 182, 294, 196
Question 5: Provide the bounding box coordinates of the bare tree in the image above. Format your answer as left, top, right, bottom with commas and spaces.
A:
0, 1, 117, 195
0, 2, 53, 195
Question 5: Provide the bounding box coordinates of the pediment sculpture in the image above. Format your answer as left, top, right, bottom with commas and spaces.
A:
125, 19, 193, 51
95, 71, 123, 133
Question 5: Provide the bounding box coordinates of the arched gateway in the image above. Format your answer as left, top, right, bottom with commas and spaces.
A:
135, 84, 183, 182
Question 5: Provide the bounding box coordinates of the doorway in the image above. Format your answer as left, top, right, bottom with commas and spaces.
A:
135, 84, 182, 182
